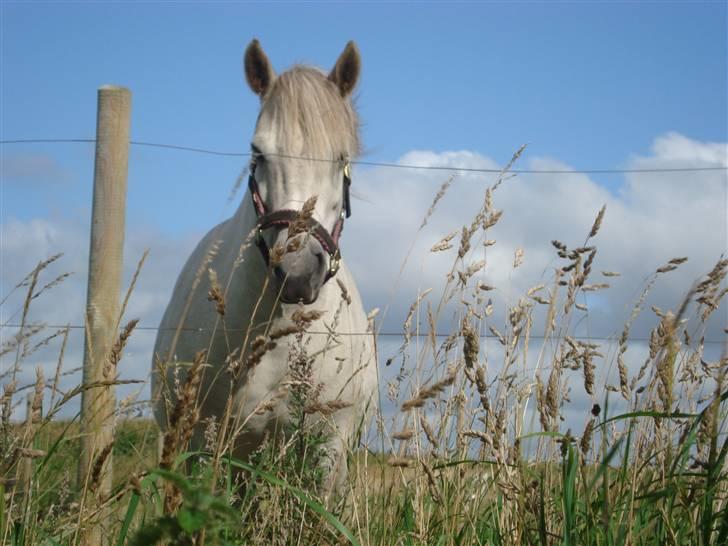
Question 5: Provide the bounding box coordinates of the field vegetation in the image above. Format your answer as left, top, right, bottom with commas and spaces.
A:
2, 152, 726, 545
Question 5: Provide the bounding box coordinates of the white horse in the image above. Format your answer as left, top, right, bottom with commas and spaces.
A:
152, 40, 378, 493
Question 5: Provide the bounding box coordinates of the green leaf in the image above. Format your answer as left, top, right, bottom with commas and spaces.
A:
177, 507, 206, 533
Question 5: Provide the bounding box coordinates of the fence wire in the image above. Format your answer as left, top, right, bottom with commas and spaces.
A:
0, 322, 724, 345
2, 138, 727, 174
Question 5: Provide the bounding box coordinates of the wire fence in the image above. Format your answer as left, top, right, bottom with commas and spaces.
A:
0, 322, 725, 345
2, 138, 727, 174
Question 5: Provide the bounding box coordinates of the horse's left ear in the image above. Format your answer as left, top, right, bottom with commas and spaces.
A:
329, 41, 360, 97
244, 39, 276, 97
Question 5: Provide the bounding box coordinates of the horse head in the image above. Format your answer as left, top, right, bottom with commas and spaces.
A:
243, 39, 360, 304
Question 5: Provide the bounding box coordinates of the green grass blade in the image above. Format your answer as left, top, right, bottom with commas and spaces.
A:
596, 410, 696, 429
538, 477, 548, 546
225, 458, 361, 546
116, 492, 140, 546
0, 483, 5, 540
562, 444, 578, 546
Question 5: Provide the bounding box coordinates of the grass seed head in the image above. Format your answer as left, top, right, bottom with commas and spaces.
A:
103, 319, 139, 381
588, 204, 606, 239
31, 367, 44, 424
207, 268, 226, 316
89, 441, 114, 493
288, 195, 318, 238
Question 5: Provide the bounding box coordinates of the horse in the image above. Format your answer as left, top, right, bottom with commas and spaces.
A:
152, 39, 378, 495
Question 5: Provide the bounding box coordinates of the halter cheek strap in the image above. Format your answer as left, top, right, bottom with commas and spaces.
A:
248, 158, 351, 282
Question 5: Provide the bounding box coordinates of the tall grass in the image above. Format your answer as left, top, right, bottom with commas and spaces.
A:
1, 153, 726, 545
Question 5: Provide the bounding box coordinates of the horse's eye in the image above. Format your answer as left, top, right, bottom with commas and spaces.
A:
251, 145, 266, 163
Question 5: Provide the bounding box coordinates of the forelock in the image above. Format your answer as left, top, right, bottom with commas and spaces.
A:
257, 66, 360, 159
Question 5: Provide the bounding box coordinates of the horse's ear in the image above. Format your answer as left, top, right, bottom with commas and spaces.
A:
244, 39, 275, 97
329, 41, 360, 97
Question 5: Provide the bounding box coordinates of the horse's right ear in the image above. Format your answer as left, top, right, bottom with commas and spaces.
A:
329, 41, 361, 97
244, 39, 275, 97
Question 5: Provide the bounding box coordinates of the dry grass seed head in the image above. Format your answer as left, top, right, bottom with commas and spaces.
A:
161, 350, 206, 469
580, 418, 594, 457
401, 364, 456, 412
458, 226, 472, 259
431, 230, 459, 252
488, 325, 506, 346
420, 459, 442, 502
207, 268, 226, 316
269, 243, 286, 267
462, 429, 493, 448
513, 248, 525, 269
483, 209, 503, 231
291, 308, 324, 326
288, 195, 318, 238
1, 380, 17, 430
303, 399, 353, 416
420, 415, 439, 449
588, 205, 606, 239
244, 316, 313, 371
392, 429, 415, 441
22, 327, 68, 361
31, 367, 44, 425
458, 260, 486, 287
246, 339, 278, 370
420, 176, 455, 229
89, 441, 114, 493
461, 316, 479, 369
583, 353, 595, 396
1, 324, 45, 360
103, 319, 139, 381
492, 407, 506, 452
545, 362, 562, 424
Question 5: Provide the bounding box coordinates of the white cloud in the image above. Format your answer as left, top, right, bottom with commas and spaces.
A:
641, 132, 728, 166
347, 132, 726, 340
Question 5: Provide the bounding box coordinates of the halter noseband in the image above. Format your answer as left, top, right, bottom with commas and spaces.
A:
248, 156, 352, 283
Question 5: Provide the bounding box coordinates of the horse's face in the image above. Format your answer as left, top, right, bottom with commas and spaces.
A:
244, 40, 360, 304
248, 133, 346, 304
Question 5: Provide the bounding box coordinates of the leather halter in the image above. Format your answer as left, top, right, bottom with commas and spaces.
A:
248, 156, 352, 283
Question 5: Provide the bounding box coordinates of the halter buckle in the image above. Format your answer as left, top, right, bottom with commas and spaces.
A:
343, 161, 351, 180
329, 248, 341, 277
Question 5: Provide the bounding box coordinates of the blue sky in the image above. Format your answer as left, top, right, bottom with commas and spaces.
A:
4, 2, 726, 156
1, 2, 726, 423
2, 1, 726, 231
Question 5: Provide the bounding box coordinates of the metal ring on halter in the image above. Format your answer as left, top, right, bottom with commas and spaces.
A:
328, 247, 341, 277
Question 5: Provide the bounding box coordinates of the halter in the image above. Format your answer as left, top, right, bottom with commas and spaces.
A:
248, 156, 352, 283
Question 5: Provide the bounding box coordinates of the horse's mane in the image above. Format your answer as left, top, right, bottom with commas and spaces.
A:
258, 66, 360, 159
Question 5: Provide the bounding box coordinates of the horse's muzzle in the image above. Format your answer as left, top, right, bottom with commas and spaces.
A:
273, 237, 327, 304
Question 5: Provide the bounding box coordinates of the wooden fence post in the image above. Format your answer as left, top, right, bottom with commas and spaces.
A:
78, 85, 131, 544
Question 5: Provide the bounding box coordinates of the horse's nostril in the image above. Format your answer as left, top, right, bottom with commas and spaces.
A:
315, 249, 325, 266
273, 266, 286, 281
